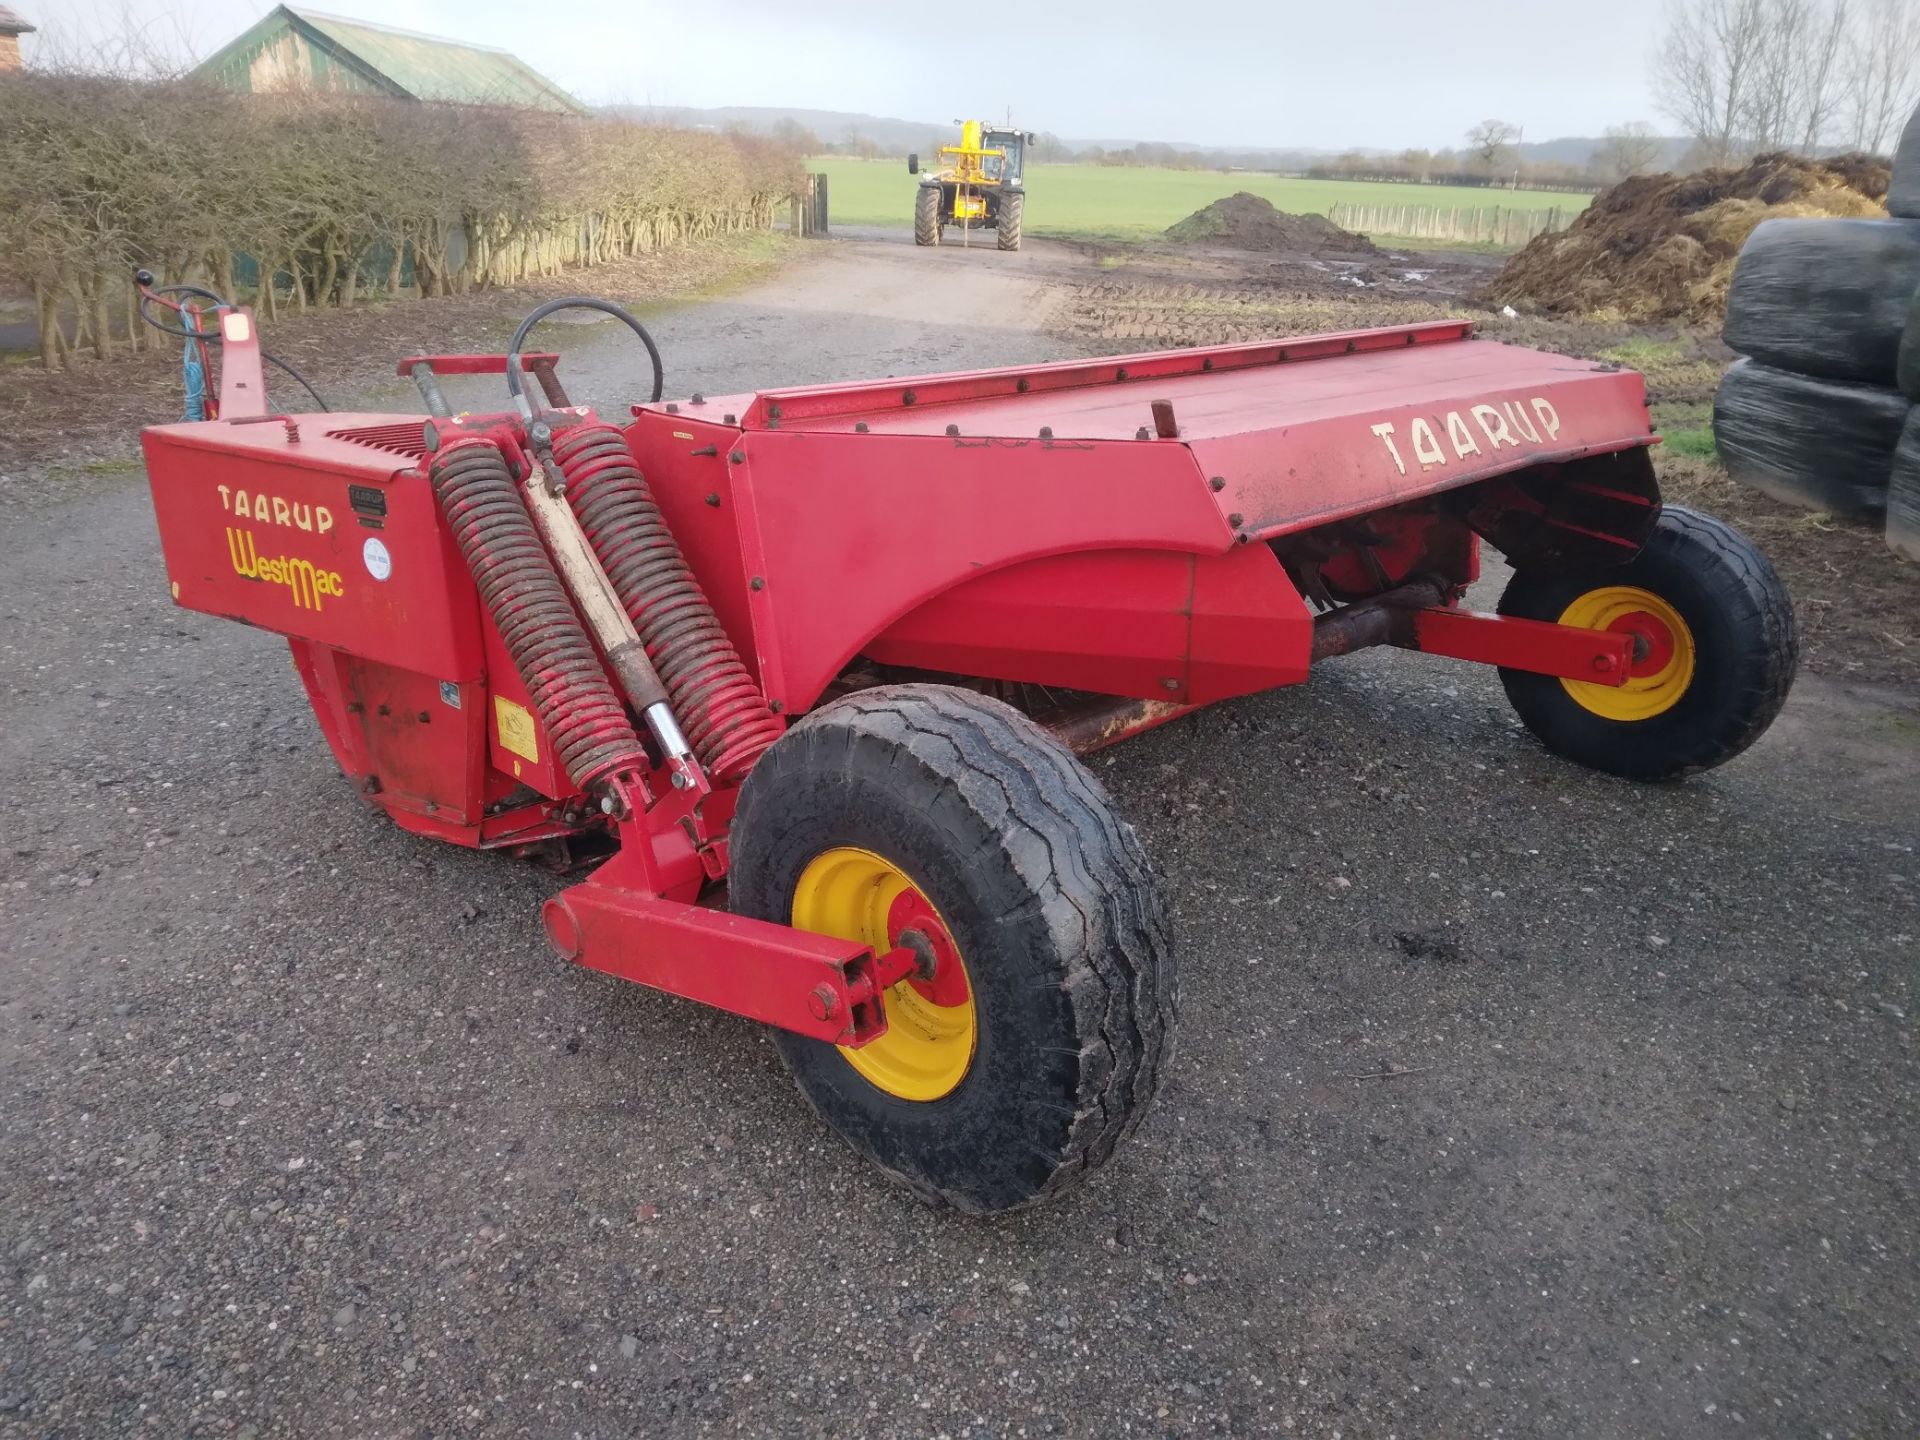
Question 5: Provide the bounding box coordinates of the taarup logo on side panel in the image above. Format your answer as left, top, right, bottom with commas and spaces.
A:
227, 528, 344, 612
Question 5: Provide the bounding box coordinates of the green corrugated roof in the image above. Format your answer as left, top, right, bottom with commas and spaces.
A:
290, 8, 586, 114
194, 6, 587, 115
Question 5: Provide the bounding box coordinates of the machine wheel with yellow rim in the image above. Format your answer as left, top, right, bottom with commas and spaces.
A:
1496, 506, 1797, 780
729, 684, 1176, 1213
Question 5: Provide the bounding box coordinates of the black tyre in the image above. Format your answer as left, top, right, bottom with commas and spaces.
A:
1713, 358, 1906, 521
1889, 409, 1920, 562
913, 185, 941, 247
1895, 284, 1920, 402
997, 192, 1024, 251
1497, 506, 1797, 781
729, 684, 1176, 1213
1890, 103, 1920, 219
1723, 217, 1920, 385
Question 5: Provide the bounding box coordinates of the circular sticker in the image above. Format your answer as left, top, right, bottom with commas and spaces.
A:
362, 536, 393, 581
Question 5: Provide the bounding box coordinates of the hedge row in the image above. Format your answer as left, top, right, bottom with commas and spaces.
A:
0, 74, 801, 368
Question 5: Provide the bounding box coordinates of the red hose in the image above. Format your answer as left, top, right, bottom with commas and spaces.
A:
549, 421, 784, 784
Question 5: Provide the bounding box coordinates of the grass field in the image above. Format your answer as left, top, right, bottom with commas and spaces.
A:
810, 157, 1594, 244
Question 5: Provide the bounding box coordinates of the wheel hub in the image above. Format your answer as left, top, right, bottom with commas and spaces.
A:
789, 847, 976, 1101
1556, 585, 1695, 722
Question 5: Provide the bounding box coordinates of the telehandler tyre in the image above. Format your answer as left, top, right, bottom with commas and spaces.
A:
1495, 506, 1797, 781
997, 193, 1024, 251
729, 684, 1176, 1213
914, 186, 942, 247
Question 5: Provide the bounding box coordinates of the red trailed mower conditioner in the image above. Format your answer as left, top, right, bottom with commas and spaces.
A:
141, 291, 1796, 1211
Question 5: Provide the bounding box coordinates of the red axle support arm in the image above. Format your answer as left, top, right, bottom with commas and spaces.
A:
542, 882, 889, 1047
1401, 606, 1634, 685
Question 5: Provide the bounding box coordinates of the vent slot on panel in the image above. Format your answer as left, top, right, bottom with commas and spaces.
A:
327, 422, 430, 459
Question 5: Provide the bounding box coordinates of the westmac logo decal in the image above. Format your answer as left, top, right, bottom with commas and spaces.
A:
227, 528, 344, 612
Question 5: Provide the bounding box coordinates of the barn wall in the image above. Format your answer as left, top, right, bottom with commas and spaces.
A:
197, 23, 389, 97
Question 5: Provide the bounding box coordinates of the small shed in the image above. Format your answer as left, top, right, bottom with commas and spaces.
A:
193, 5, 587, 115
0, 4, 36, 73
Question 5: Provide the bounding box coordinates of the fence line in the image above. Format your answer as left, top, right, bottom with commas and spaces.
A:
1327, 202, 1572, 247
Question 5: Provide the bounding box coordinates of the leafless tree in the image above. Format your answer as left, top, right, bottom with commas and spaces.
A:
1466, 119, 1521, 165
1657, 0, 1916, 159
1846, 0, 1920, 150
1465, 119, 1521, 169
1597, 122, 1668, 177
19, 0, 205, 77
1794, 0, 1855, 148
1655, 0, 1772, 163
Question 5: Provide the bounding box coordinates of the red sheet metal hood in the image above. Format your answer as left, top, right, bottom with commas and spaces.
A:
712, 322, 1654, 539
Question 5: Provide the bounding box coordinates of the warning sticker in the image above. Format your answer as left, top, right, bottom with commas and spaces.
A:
493, 696, 540, 763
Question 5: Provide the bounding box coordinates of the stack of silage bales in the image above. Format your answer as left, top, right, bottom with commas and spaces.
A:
1715, 105, 1920, 561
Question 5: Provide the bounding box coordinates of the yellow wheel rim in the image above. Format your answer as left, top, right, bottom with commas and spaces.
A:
1557, 584, 1696, 722
790, 847, 976, 1101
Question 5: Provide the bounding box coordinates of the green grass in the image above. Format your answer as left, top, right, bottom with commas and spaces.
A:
1650, 401, 1718, 459
1597, 338, 1692, 367
811, 157, 1593, 243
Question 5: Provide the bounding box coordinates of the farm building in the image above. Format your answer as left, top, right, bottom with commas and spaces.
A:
193, 5, 586, 115
0, 4, 36, 73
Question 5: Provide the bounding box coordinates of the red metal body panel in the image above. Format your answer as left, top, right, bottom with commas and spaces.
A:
714, 322, 1652, 547
289, 643, 490, 823
621, 409, 764, 685
868, 543, 1312, 704
724, 431, 1235, 711
142, 415, 484, 681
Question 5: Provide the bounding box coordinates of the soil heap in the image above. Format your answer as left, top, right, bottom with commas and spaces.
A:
1482, 151, 1890, 322
1165, 192, 1378, 254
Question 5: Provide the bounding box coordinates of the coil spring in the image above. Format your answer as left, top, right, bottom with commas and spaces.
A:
549, 421, 784, 784
428, 439, 649, 792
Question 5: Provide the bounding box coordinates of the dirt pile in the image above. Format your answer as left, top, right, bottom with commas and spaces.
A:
1482, 152, 1890, 322
1165, 192, 1378, 254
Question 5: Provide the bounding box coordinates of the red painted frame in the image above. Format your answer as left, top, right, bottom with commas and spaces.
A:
142, 321, 1663, 1044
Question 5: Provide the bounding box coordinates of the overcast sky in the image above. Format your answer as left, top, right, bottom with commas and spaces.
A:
24, 0, 1674, 150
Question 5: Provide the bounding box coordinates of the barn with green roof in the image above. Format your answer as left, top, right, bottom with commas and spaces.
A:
193, 5, 587, 115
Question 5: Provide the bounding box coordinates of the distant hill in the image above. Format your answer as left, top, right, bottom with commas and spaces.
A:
607, 104, 1691, 174
606, 105, 952, 155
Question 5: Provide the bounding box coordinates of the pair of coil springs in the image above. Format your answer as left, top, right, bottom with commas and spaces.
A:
427, 429, 780, 794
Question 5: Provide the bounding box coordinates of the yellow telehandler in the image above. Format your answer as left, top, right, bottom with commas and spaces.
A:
907, 121, 1034, 251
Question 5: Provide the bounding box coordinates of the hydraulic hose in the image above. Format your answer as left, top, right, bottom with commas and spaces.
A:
505, 297, 664, 417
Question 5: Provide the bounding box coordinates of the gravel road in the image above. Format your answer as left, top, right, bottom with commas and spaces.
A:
3, 232, 1916, 1439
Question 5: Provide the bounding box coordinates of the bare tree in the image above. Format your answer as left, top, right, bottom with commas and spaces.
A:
19, 0, 205, 77
1794, 0, 1855, 148
1465, 119, 1521, 169
1597, 121, 1668, 177
1847, 0, 1920, 150
1658, 0, 1915, 160
1654, 0, 1772, 164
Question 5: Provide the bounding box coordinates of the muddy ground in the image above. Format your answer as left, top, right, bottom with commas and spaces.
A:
1, 228, 1915, 1439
